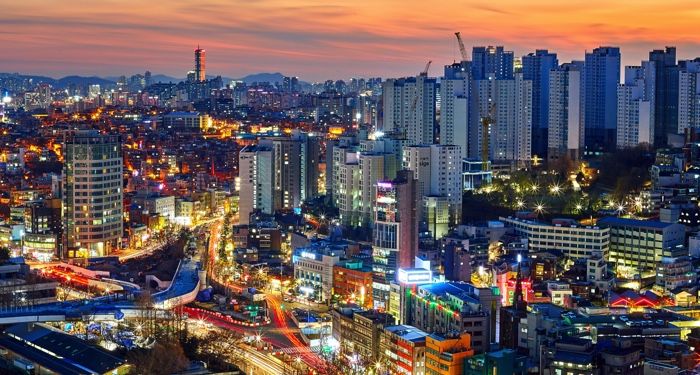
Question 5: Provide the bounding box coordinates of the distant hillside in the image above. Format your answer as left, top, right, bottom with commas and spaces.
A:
149, 74, 182, 83
57, 76, 115, 88
0, 73, 115, 89
237, 72, 285, 84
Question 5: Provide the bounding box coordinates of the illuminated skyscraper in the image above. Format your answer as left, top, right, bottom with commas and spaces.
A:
373, 170, 418, 308
63, 131, 123, 259
195, 46, 206, 82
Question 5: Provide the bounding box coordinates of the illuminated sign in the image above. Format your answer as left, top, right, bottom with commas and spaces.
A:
397, 268, 432, 284
300, 251, 317, 260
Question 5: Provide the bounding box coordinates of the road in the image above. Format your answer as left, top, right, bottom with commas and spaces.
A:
202, 216, 327, 373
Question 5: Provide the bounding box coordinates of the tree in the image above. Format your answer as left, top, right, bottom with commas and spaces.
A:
0, 247, 10, 264
126, 339, 189, 374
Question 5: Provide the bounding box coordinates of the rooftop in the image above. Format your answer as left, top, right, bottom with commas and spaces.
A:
1, 322, 126, 374
597, 217, 677, 229
384, 325, 429, 343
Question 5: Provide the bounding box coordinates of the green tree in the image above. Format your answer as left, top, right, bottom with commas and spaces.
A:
0, 247, 10, 264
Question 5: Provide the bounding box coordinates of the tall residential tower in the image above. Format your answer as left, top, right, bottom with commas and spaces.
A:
63, 131, 123, 258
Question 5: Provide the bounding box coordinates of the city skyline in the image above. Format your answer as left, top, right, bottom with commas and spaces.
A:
2, 0, 700, 80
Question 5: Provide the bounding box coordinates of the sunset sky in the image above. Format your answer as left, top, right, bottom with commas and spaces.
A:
2, 0, 700, 81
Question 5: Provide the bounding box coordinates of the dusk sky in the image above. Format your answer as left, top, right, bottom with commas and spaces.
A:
2, 0, 700, 81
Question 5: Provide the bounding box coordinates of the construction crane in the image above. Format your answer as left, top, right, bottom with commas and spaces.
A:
454, 32, 468, 61
481, 102, 495, 171
412, 60, 433, 111
420, 60, 432, 76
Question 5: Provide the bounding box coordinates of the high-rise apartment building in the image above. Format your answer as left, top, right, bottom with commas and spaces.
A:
382, 75, 437, 145
239, 132, 319, 224
548, 62, 585, 161
472, 46, 514, 80
402, 145, 462, 230
475, 73, 532, 165
584, 47, 621, 151
194, 46, 206, 82
522, 50, 558, 157
63, 131, 123, 258
616, 61, 656, 149
238, 145, 273, 225
649, 47, 679, 146
440, 61, 473, 159
678, 59, 700, 135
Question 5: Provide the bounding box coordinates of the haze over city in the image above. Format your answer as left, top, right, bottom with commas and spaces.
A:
2, 0, 700, 79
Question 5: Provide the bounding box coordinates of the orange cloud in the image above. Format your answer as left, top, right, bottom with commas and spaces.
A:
0, 0, 699, 80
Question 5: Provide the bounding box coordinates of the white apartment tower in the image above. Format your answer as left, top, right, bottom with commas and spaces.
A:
238, 145, 273, 225
440, 62, 473, 159
475, 73, 532, 165
616, 61, 656, 149
678, 60, 700, 134
382, 75, 437, 146
548, 62, 585, 161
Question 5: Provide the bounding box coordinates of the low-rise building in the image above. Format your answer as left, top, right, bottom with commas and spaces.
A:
0, 323, 130, 374
380, 325, 429, 375
407, 282, 500, 353
333, 260, 373, 308
292, 239, 348, 303
598, 217, 686, 275
425, 332, 474, 375
499, 216, 609, 260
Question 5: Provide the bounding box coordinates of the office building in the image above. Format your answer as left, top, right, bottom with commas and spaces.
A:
440, 61, 473, 159
383, 75, 437, 145
678, 59, 700, 135
63, 131, 123, 258
194, 46, 205, 82
649, 47, 679, 146
472, 46, 514, 80
617, 61, 656, 149
380, 325, 429, 375
584, 47, 621, 151
598, 217, 686, 275
499, 216, 609, 260
548, 62, 585, 161
292, 240, 348, 303
522, 50, 558, 157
